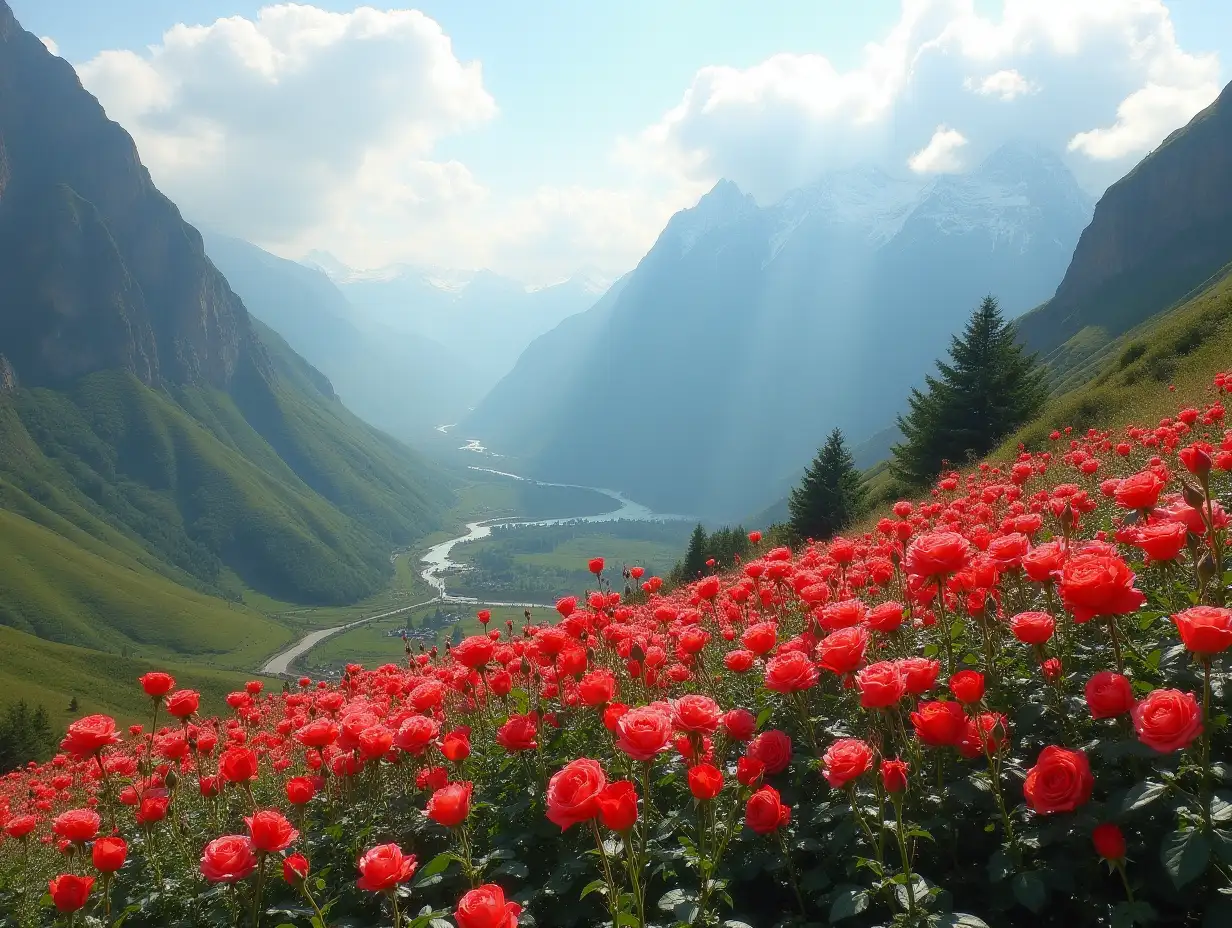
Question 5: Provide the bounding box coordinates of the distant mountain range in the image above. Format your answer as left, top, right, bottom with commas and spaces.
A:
0, 0, 451, 677
467, 143, 1095, 519
305, 254, 611, 395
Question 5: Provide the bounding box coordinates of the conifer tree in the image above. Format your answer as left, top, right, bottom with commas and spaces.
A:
891, 295, 1048, 486
0, 701, 55, 773
789, 428, 868, 541
681, 523, 709, 579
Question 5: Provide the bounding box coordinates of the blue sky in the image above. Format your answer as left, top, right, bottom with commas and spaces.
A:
11, 1, 1232, 280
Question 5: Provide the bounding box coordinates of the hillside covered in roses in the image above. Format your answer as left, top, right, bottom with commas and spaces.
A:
5, 376, 1232, 928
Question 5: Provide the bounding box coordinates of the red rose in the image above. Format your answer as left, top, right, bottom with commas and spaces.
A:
441, 728, 471, 763
1059, 554, 1146, 623
165, 689, 200, 719
746, 729, 792, 774
137, 795, 169, 826
4, 815, 37, 839
496, 714, 538, 753
818, 626, 870, 675
1173, 606, 1232, 655
724, 649, 756, 673
867, 602, 905, 633
673, 695, 722, 733
139, 672, 175, 698
904, 531, 971, 578
1022, 541, 1065, 583
285, 776, 316, 805
394, 716, 439, 755
959, 712, 1009, 759
737, 756, 765, 786
897, 657, 941, 695
880, 758, 909, 794
856, 661, 906, 709
295, 719, 339, 749
282, 852, 310, 885
722, 708, 756, 741
614, 706, 672, 761
948, 670, 985, 704
358, 726, 393, 761
1010, 611, 1056, 645
218, 746, 259, 783
245, 810, 298, 853
59, 714, 121, 758
1114, 471, 1165, 510
426, 781, 473, 828
578, 669, 617, 706
456, 883, 522, 928
595, 780, 639, 831
1084, 671, 1135, 719
745, 785, 791, 834
1180, 443, 1213, 477
92, 836, 128, 873
821, 738, 874, 789
763, 650, 819, 693
1132, 688, 1203, 753
200, 835, 258, 883
452, 636, 495, 669
1023, 746, 1093, 814
910, 701, 967, 747
546, 758, 606, 830
356, 843, 417, 893
48, 874, 94, 913
1092, 823, 1126, 861
52, 809, 99, 843
741, 622, 778, 655
687, 763, 724, 801
417, 766, 449, 791
1130, 520, 1188, 563
588, 557, 605, 575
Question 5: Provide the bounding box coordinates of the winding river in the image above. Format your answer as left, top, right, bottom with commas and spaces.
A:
260, 465, 682, 676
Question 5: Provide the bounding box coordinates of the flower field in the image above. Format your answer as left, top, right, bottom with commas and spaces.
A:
5, 380, 1232, 928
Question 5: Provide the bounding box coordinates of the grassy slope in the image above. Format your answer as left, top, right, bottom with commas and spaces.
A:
998, 267, 1232, 454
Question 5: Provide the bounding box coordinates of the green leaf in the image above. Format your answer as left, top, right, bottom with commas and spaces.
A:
494, 859, 530, 879
1012, 872, 1047, 913
1212, 829, 1232, 865
419, 852, 455, 879
723, 922, 756, 928
1122, 780, 1169, 813
986, 849, 1013, 883
1212, 792, 1232, 823
1112, 900, 1157, 928
579, 879, 608, 900
829, 887, 870, 922
1161, 828, 1211, 889
657, 888, 700, 925
616, 915, 641, 928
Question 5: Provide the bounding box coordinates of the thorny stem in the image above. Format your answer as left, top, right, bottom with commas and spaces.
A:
590, 819, 620, 928
775, 830, 807, 916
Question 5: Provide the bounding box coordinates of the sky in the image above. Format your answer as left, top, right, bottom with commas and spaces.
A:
12, 0, 1232, 283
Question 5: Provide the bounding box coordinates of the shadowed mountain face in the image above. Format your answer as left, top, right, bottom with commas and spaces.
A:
1016, 80, 1232, 377
0, 1, 449, 614
467, 145, 1094, 519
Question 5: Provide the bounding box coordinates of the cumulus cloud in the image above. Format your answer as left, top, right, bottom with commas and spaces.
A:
965, 69, 1037, 100
627, 0, 1221, 202
39, 36, 57, 56
908, 126, 968, 173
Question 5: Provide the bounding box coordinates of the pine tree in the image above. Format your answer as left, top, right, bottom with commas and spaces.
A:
0, 701, 56, 773
788, 428, 868, 541
680, 524, 709, 580
891, 295, 1048, 486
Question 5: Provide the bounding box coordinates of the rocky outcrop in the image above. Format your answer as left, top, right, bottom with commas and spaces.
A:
0, 0, 268, 390
1016, 81, 1232, 363
0, 353, 15, 392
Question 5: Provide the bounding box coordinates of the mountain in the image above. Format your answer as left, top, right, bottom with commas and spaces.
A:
0, 0, 450, 674
318, 260, 611, 394
202, 233, 485, 437
1016, 80, 1232, 381
467, 144, 1094, 518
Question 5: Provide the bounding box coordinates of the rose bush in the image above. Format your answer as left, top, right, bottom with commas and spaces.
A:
2, 379, 1232, 926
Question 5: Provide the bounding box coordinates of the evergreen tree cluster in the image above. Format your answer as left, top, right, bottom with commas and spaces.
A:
891, 295, 1048, 486
0, 701, 56, 773
671, 524, 753, 584
788, 428, 868, 542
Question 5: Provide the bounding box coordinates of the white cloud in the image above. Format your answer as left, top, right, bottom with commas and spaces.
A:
908, 125, 968, 173
39, 36, 58, 56
628, 0, 1221, 201
964, 69, 1037, 100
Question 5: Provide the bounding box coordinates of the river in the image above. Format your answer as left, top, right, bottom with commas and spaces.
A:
260, 464, 683, 675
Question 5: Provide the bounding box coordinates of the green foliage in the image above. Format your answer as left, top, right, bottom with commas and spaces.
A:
892, 296, 1048, 486
670, 524, 751, 584
0, 700, 55, 772
788, 428, 868, 542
